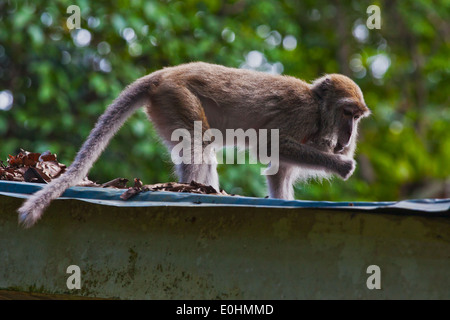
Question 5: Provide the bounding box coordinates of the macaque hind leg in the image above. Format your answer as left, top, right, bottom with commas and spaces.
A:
148, 85, 220, 191
176, 152, 219, 191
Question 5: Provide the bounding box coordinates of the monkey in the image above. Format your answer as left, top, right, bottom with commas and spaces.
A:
17, 62, 370, 227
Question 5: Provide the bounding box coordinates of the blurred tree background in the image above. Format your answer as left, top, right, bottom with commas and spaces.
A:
0, 0, 448, 201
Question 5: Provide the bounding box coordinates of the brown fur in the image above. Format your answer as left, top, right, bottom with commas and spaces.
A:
17, 62, 370, 227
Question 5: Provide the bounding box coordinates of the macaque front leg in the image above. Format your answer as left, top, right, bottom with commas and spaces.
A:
278, 135, 356, 180
266, 164, 298, 200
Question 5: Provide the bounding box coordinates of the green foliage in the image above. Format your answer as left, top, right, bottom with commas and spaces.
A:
0, 0, 448, 200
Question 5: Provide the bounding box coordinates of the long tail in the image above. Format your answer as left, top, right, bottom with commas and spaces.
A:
18, 75, 152, 228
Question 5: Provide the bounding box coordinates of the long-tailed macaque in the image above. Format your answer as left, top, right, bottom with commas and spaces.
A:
18, 62, 370, 227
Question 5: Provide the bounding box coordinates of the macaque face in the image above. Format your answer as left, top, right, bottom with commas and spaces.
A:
333, 94, 370, 154
312, 74, 371, 155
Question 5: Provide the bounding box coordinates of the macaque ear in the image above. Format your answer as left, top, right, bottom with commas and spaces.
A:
312, 76, 333, 101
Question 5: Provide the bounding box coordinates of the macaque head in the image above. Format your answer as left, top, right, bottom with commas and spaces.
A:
311, 74, 371, 155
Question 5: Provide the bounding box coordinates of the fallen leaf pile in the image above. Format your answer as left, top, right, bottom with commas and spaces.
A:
1, 149, 234, 200
1, 149, 67, 183
120, 179, 230, 200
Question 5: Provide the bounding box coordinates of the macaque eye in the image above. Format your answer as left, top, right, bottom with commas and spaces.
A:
343, 109, 353, 116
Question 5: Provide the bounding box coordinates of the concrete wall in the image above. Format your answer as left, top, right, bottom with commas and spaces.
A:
0, 195, 449, 299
